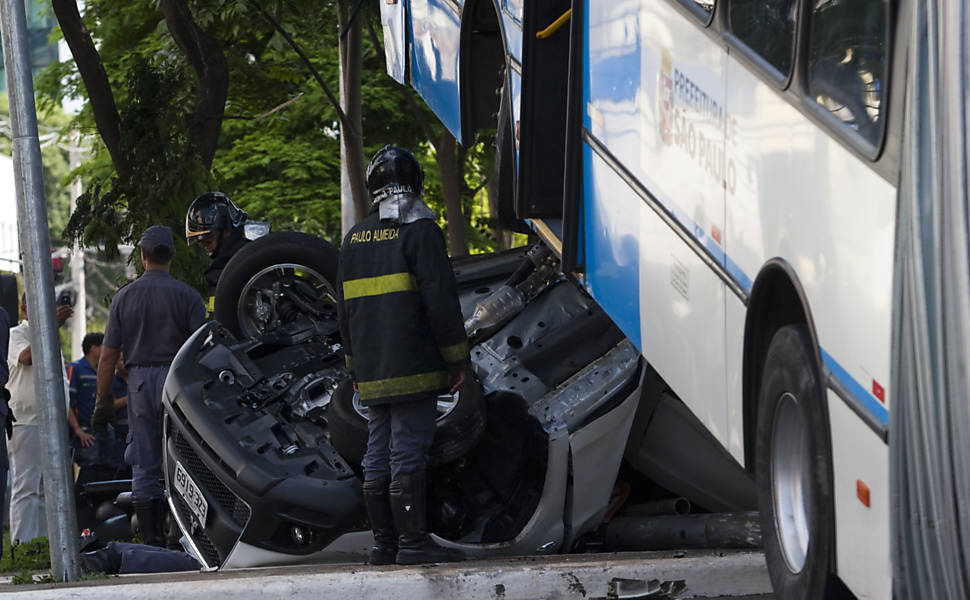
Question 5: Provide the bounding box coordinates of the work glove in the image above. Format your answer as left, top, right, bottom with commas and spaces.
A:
91, 394, 116, 437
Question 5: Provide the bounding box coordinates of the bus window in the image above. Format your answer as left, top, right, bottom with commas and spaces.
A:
728, 0, 798, 75
808, 0, 889, 146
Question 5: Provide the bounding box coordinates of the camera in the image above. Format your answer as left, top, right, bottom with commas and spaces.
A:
57, 289, 74, 308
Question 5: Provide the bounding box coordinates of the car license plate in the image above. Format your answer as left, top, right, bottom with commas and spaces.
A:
174, 461, 208, 526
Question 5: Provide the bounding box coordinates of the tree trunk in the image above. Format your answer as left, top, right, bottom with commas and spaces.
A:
52, 0, 129, 178
437, 132, 468, 257
160, 0, 228, 168
338, 0, 369, 234
485, 172, 511, 249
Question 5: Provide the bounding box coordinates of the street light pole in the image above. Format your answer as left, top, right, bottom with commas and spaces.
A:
0, 0, 81, 582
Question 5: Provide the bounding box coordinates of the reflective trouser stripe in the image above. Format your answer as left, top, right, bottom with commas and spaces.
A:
206, 295, 215, 316
342, 272, 418, 300
357, 371, 448, 400
345, 354, 354, 371
439, 340, 469, 364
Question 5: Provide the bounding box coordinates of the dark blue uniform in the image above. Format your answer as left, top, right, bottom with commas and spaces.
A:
68, 356, 107, 469
103, 270, 204, 502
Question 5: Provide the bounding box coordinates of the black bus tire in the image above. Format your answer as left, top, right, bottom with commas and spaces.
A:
756, 324, 836, 600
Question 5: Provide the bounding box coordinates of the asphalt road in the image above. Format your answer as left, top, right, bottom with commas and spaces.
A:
0, 549, 773, 599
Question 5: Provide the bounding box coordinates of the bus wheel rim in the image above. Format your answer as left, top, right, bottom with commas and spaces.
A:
772, 391, 811, 573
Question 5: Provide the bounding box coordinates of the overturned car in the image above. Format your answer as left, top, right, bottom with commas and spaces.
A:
162, 232, 648, 569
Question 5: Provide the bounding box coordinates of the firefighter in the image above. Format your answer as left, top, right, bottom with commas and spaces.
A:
185, 192, 249, 313
337, 145, 468, 565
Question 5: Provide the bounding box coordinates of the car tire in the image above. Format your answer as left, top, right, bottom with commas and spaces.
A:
214, 232, 339, 339
756, 324, 836, 600
328, 371, 486, 470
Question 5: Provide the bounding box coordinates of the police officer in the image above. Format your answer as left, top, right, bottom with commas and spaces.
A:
92, 226, 205, 547
185, 192, 249, 313
337, 145, 468, 565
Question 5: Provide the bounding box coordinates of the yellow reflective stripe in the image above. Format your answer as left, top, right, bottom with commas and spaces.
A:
357, 371, 449, 399
206, 295, 215, 316
439, 340, 469, 364
342, 272, 418, 300
344, 353, 354, 371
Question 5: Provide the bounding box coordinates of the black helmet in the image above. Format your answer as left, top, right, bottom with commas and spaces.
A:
185, 192, 247, 245
366, 145, 423, 202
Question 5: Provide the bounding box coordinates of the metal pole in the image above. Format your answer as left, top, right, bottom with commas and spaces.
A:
69, 131, 85, 360
0, 0, 81, 582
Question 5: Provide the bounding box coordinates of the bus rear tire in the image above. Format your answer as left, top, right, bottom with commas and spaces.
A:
755, 324, 835, 599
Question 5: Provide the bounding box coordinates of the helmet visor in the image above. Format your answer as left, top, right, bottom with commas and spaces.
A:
185, 228, 215, 245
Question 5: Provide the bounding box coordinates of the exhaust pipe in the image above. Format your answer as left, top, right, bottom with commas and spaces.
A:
603, 511, 761, 551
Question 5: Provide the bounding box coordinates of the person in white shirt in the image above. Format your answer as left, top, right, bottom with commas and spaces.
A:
7, 293, 72, 545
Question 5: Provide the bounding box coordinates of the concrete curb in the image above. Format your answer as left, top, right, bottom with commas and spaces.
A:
0, 550, 772, 599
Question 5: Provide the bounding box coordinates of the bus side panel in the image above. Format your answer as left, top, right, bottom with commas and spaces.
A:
583, 0, 731, 446
725, 295, 746, 465
828, 392, 890, 599
583, 144, 732, 449
582, 147, 641, 346
723, 44, 894, 600
723, 58, 895, 418
408, 0, 464, 142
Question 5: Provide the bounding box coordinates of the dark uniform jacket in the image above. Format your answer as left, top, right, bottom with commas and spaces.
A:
337, 212, 469, 406
204, 231, 249, 313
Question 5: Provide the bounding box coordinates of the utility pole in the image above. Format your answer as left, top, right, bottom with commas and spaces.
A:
0, 0, 81, 582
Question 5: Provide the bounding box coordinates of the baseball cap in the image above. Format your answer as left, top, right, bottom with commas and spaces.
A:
139, 225, 175, 253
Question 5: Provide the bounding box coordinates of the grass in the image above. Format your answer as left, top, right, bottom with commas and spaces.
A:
0, 532, 52, 574
0, 528, 123, 585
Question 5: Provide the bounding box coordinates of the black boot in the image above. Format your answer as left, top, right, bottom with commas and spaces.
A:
133, 500, 164, 547
153, 499, 182, 550
389, 471, 464, 565
362, 475, 397, 565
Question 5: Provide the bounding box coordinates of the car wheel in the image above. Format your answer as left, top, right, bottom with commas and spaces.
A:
756, 324, 835, 600
214, 232, 339, 339
328, 371, 486, 469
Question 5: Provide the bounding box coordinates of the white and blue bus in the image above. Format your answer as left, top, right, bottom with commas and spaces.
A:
382, 0, 907, 597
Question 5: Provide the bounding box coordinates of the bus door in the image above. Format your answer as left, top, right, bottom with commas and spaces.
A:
380, 0, 407, 84
516, 0, 573, 253
407, 0, 464, 142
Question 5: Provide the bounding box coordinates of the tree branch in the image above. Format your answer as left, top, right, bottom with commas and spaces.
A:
224, 93, 304, 120
160, 0, 229, 168
249, 0, 357, 137
51, 0, 130, 178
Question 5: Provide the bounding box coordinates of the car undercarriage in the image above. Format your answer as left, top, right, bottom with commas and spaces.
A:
162, 241, 645, 569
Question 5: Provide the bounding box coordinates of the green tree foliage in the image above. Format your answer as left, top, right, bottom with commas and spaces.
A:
40, 0, 506, 294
